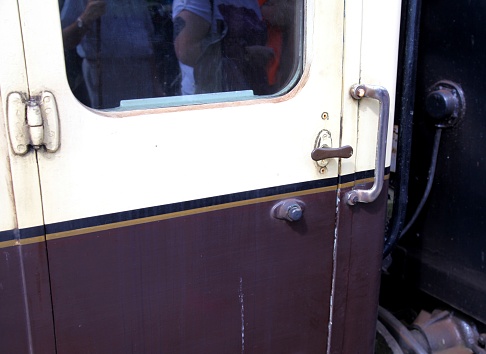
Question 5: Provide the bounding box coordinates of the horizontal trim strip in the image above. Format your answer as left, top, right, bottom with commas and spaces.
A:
0, 169, 389, 247
47, 185, 337, 241
0, 226, 45, 243
45, 177, 340, 236
0, 236, 45, 249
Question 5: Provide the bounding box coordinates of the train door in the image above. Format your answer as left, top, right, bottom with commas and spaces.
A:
0, 1, 57, 353
1, 0, 401, 352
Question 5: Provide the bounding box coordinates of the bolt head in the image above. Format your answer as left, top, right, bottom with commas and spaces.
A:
287, 205, 303, 221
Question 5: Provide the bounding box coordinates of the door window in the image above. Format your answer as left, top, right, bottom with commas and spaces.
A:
58, 0, 304, 110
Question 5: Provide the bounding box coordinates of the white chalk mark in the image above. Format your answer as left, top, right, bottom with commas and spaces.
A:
239, 276, 245, 353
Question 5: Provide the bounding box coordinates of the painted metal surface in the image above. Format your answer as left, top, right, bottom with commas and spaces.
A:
398, 0, 486, 325
0, 178, 389, 353
329, 182, 389, 353
0, 0, 45, 232
47, 190, 336, 353
0, 243, 56, 354
16, 0, 347, 225
0, 0, 402, 353
0, 2, 52, 352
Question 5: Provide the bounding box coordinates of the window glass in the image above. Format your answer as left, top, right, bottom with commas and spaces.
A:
58, 0, 303, 110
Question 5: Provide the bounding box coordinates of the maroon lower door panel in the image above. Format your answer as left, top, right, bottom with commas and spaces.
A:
43, 180, 387, 353
0, 180, 387, 353
329, 182, 388, 353
0, 242, 56, 353
47, 192, 337, 353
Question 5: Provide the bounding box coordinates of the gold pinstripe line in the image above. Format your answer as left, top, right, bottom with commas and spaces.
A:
0, 174, 389, 248
338, 176, 380, 189
0, 236, 46, 249
46, 185, 337, 240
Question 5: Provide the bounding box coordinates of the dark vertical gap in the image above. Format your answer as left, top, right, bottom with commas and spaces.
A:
327, 0, 357, 351
35, 151, 58, 354
16, 233, 34, 354
383, 0, 422, 257
13, 1, 38, 350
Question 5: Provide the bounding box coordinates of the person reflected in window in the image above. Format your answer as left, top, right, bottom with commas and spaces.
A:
259, 0, 296, 93
61, 0, 162, 108
172, 0, 274, 95
60, 0, 105, 106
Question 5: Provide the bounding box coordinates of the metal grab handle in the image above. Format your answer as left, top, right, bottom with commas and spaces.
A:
346, 84, 390, 205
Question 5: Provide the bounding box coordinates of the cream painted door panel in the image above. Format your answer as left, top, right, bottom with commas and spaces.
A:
0, 0, 44, 241
19, 0, 345, 224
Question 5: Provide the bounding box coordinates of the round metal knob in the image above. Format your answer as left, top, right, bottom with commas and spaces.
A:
425, 80, 466, 127
425, 89, 457, 119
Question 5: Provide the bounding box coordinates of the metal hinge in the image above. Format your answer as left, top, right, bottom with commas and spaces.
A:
7, 91, 60, 155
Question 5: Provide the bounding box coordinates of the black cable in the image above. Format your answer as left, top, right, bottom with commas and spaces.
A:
400, 128, 442, 237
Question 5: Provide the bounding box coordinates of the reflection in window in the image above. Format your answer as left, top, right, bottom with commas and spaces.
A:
59, 0, 303, 109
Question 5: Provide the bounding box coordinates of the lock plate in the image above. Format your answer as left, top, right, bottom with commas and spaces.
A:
312, 129, 353, 170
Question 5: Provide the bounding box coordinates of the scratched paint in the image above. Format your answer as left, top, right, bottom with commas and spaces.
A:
239, 276, 245, 354
327, 191, 341, 353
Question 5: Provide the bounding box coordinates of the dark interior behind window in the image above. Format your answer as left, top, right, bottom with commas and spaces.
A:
59, 0, 303, 109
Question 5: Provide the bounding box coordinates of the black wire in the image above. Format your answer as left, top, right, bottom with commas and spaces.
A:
400, 128, 442, 237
